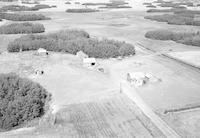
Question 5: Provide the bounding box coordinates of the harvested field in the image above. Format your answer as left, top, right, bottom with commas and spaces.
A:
161, 108, 200, 137
1, 94, 164, 137
54, 94, 164, 137
167, 51, 200, 67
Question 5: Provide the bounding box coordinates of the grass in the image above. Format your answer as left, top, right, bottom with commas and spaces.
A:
8, 30, 135, 58
0, 13, 50, 21
0, 22, 45, 34
66, 8, 99, 13
145, 30, 200, 47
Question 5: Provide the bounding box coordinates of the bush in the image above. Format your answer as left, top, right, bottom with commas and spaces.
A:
146, 5, 156, 8
99, 5, 132, 9
144, 13, 200, 26
65, 2, 71, 4
0, 73, 51, 130
66, 8, 99, 13
147, 7, 187, 13
21, 1, 39, 4
8, 30, 135, 58
0, 4, 51, 12
0, 0, 17, 2
0, 5, 35, 12
174, 10, 200, 15
51, 5, 57, 8
145, 30, 200, 47
82, 2, 108, 6
0, 22, 45, 34
118, 43, 135, 56
31, 4, 51, 10
145, 30, 174, 40
0, 13, 50, 21
158, 2, 180, 8
157, 2, 193, 8
153, 0, 165, 4
143, 2, 153, 5
84, 1, 131, 9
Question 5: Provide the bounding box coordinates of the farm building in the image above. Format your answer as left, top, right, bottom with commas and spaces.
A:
83, 58, 97, 68
76, 51, 88, 59
127, 72, 149, 87
37, 48, 48, 56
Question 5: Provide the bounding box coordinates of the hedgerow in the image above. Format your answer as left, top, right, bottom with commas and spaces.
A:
8, 30, 135, 58
0, 22, 45, 34
0, 73, 51, 130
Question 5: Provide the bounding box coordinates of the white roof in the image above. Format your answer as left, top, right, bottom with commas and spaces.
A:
128, 72, 146, 79
83, 58, 96, 63
38, 48, 47, 53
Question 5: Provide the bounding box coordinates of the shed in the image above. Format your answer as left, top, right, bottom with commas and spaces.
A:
76, 51, 88, 59
37, 48, 48, 55
127, 72, 149, 87
83, 58, 96, 67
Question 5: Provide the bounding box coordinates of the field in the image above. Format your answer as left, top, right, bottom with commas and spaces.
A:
1, 0, 200, 137
161, 109, 200, 137
167, 51, 200, 67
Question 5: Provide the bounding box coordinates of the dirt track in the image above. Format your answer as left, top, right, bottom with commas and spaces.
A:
121, 82, 181, 138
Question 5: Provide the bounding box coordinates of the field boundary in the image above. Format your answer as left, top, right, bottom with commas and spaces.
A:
136, 42, 200, 72
163, 103, 200, 114
162, 53, 200, 71
121, 81, 181, 138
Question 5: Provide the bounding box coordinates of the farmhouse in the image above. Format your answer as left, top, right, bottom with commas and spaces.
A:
127, 72, 149, 87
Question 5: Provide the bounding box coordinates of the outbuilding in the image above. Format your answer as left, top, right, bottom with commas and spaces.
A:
83, 58, 96, 68
37, 48, 48, 56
